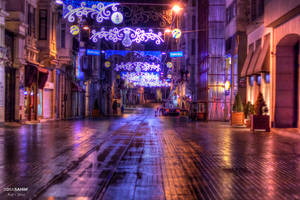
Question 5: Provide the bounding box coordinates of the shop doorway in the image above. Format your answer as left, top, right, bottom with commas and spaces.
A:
4, 67, 16, 122
275, 34, 300, 128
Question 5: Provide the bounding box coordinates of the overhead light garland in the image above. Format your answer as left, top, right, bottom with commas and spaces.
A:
64, 2, 121, 23
115, 62, 161, 72
121, 72, 170, 87
90, 27, 164, 47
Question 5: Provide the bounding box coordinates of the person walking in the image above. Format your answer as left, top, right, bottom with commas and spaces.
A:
113, 100, 118, 115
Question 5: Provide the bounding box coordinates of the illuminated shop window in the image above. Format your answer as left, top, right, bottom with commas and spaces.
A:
250, 76, 254, 86
257, 75, 261, 85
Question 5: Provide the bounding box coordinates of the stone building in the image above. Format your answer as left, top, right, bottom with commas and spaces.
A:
225, 0, 249, 103
0, 0, 7, 123
5, 0, 28, 122
241, 0, 300, 127
197, 0, 227, 120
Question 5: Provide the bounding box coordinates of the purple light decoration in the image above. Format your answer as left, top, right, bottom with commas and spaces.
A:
64, 2, 120, 23
121, 72, 170, 87
90, 27, 164, 47
115, 62, 161, 72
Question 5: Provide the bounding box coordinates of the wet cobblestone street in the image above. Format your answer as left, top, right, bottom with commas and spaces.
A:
1, 108, 300, 199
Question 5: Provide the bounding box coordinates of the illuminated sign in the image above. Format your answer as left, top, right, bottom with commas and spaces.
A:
111, 12, 123, 24
86, 49, 101, 55
172, 29, 182, 39
169, 51, 183, 57
70, 25, 80, 35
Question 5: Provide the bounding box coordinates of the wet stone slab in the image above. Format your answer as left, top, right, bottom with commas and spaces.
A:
1, 108, 300, 199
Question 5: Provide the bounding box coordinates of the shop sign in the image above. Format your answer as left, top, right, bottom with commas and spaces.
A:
169, 51, 183, 57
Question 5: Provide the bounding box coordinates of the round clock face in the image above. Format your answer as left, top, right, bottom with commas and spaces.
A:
104, 61, 111, 68
70, 25, 80, 35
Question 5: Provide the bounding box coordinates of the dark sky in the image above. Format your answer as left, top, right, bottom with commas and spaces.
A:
100, 0, 172, 4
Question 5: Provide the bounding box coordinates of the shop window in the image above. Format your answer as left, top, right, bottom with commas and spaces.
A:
257, 75, 261, 85
39, 10, 48, 40
192, 0, 196, 7
265, 73, 270, 83
226, 0, 237, 24
27, 4, 36, 37
256, 38, 261, 49
191, 39, 195, 55
250, 76, 254, 86
61, 23, 66, 48
192, 16, 196, 30
258, 0, 264, 17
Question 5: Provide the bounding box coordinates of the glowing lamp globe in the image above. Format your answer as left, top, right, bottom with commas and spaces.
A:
225, 81, 231, 90
111, 12, 124, 25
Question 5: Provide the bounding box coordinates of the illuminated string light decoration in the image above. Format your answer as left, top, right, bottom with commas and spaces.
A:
121, 72, 170, 87
90, 28, 164, 47
64, 2, 121, 23
115, 62, 161, 72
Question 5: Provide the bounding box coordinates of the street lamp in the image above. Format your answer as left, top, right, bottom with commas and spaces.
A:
56, 0, 63, 5
172, 5, 182, 14
164, 28, 171, 40
82, 25, 90, 31
164, 28, 171, 33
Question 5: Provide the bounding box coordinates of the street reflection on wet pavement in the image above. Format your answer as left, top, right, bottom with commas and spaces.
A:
1, 108, 300, 199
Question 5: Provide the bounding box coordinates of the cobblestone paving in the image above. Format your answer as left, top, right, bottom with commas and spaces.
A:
1, 108, 300, 199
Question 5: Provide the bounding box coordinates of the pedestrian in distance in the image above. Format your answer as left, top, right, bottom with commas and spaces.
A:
113, 100, 118, 115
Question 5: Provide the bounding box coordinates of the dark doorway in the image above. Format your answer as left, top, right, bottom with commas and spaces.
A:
275, 34, 299, 128
5, 67, 16, 122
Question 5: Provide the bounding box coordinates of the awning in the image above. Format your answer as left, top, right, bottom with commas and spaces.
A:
253, 41, 270, 74
71, 81, 85, 92
25, 64, 38, 87
241, 49, 253, 77
25, 62, 49, 89
246, 47, 261, 76
38, 67, 49, 89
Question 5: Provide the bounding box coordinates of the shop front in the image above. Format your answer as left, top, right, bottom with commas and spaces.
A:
24, 63, 48, 121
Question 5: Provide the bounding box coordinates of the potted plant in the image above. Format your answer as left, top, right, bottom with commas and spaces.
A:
231, 93, 244, 126
244, 101, 255, 128
92, 99, 100, 118
251, 92, 270, 132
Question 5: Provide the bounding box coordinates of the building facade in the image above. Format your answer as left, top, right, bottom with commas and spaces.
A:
241, 0, 300, 128
0, 0, 7, 123
225, 0, 249, 104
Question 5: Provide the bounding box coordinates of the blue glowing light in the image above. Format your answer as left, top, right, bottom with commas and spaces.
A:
86, 49, 101, 55
170, 51, 183, 57
104, 50, 162, 61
